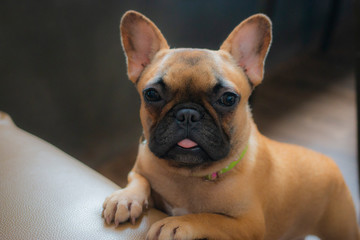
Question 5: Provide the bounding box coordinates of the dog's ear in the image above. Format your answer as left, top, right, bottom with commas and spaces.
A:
120, 10, 169, 83
220, 14, 272, 87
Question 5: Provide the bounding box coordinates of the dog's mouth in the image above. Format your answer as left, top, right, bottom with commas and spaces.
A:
149, 128, 231, 167
162, 138, 212, 167
148, 103, 231, 168
177, 139, 198, 149
150, 134, 230, 168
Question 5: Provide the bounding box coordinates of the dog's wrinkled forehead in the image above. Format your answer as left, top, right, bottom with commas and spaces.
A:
147, 49, 238, 93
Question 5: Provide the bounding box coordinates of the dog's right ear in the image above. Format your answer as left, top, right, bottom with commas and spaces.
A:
120, 10, 169, 83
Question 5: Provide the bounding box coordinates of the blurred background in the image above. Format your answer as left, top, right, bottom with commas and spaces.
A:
1, 0, 358, 216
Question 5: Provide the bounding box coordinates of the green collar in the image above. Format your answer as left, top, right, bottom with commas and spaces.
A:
204, 144, 248, 181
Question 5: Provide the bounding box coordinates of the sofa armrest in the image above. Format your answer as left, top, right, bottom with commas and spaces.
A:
0, 112, 165, 239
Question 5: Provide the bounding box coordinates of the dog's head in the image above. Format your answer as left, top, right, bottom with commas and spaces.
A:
120, 11, 272, 168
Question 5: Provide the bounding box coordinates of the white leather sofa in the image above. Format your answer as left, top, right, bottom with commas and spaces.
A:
0, 112, 166, 239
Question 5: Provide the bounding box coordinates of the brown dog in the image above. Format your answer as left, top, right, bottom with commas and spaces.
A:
102, 10, 359, 239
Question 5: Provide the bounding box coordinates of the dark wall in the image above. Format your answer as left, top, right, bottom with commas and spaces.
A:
0, 0, 354, 167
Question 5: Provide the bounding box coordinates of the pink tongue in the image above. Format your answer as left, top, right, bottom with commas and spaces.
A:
177, 139, 198, 149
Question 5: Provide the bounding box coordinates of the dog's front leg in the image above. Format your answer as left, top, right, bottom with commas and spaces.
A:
146, 211, 265, 240
102, 171, 151, 226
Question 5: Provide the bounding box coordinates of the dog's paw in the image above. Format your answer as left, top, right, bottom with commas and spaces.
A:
146, 217, 195, 240
102, 188, 149, 226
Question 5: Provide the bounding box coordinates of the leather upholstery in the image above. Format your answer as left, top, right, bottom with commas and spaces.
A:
0, 112, 166, 239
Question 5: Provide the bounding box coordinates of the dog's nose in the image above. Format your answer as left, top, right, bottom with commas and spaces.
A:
176, 108, 201, 126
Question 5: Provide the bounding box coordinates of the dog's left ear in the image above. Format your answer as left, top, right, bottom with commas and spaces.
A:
220, 14, 272, 87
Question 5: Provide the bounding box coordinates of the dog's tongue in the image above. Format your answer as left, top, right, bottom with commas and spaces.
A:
177, 139, 198, 149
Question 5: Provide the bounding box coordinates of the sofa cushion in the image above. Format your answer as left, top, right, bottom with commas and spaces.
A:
0, 112, 165, 239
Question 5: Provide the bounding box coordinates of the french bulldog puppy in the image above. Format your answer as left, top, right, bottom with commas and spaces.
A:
103, 10, 360, 240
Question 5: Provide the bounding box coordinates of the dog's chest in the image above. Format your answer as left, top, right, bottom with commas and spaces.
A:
149, 174, 244, 217
164, 203, 190, 216
153, 193, 203, 216
151, 186, 194, 216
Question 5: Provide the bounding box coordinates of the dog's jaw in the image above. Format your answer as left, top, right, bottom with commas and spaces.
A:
147, 101, 232, 168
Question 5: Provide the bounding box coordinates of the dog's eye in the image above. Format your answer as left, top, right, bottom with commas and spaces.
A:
143, 88, 162, 102
218, 92, 238, 107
